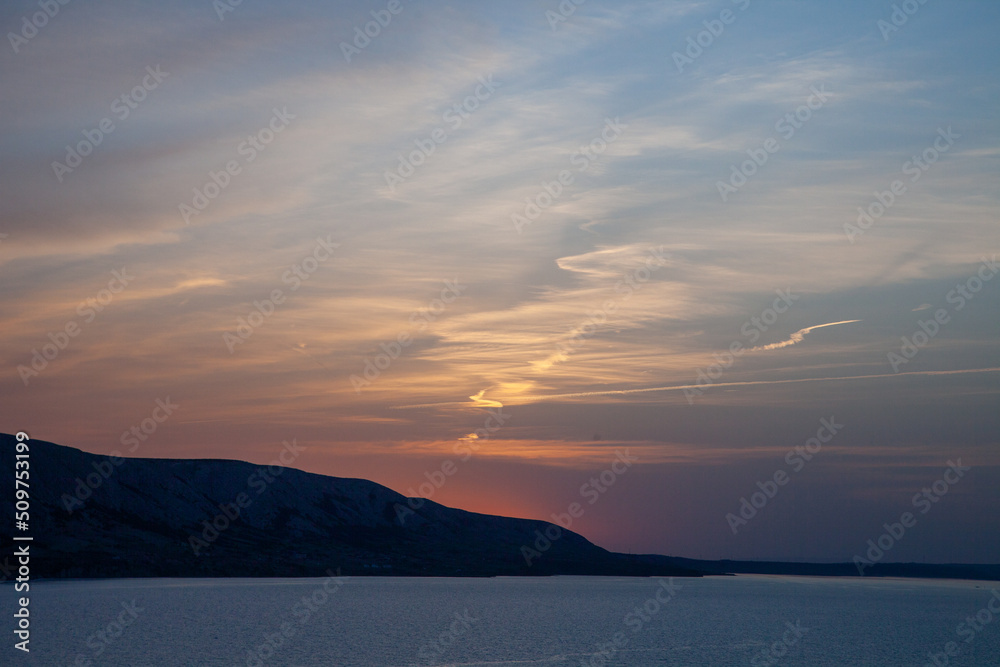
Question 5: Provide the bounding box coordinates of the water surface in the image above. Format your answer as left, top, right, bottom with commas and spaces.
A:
6, 575, 999, 665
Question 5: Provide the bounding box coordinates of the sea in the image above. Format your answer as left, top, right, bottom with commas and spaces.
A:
5, 574, 999, 666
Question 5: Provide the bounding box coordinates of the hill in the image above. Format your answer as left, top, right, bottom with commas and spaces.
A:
0, 434, 702, 579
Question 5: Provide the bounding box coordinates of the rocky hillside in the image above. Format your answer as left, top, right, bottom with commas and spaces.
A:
0, 434, 702, 579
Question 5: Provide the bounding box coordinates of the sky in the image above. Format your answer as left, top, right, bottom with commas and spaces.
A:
1, 0, 998, 563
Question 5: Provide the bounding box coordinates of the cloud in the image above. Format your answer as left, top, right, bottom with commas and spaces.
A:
468, 389, 503, 409
746, 319, 862, 352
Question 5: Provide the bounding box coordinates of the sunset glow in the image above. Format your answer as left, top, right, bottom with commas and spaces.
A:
2, 0, 999, 563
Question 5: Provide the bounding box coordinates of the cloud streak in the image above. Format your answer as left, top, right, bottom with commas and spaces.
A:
521, 367, 1000, 404
746, 319, 862, 352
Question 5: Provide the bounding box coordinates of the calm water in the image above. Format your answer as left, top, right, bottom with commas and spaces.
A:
4, 575, 1000, 666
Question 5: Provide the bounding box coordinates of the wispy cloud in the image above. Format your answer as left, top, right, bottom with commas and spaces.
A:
747, 319, 862, 352
521, 367, 1000, 404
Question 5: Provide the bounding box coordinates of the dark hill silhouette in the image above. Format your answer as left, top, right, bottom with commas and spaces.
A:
4, 434, 997, 581
0, 434, 701, 579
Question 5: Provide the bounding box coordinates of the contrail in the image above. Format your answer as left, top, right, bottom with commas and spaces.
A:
747, 319, 862, 352
392, 401, 471, 410
394, 367, 1000, 409
524, 367, 1000, 402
